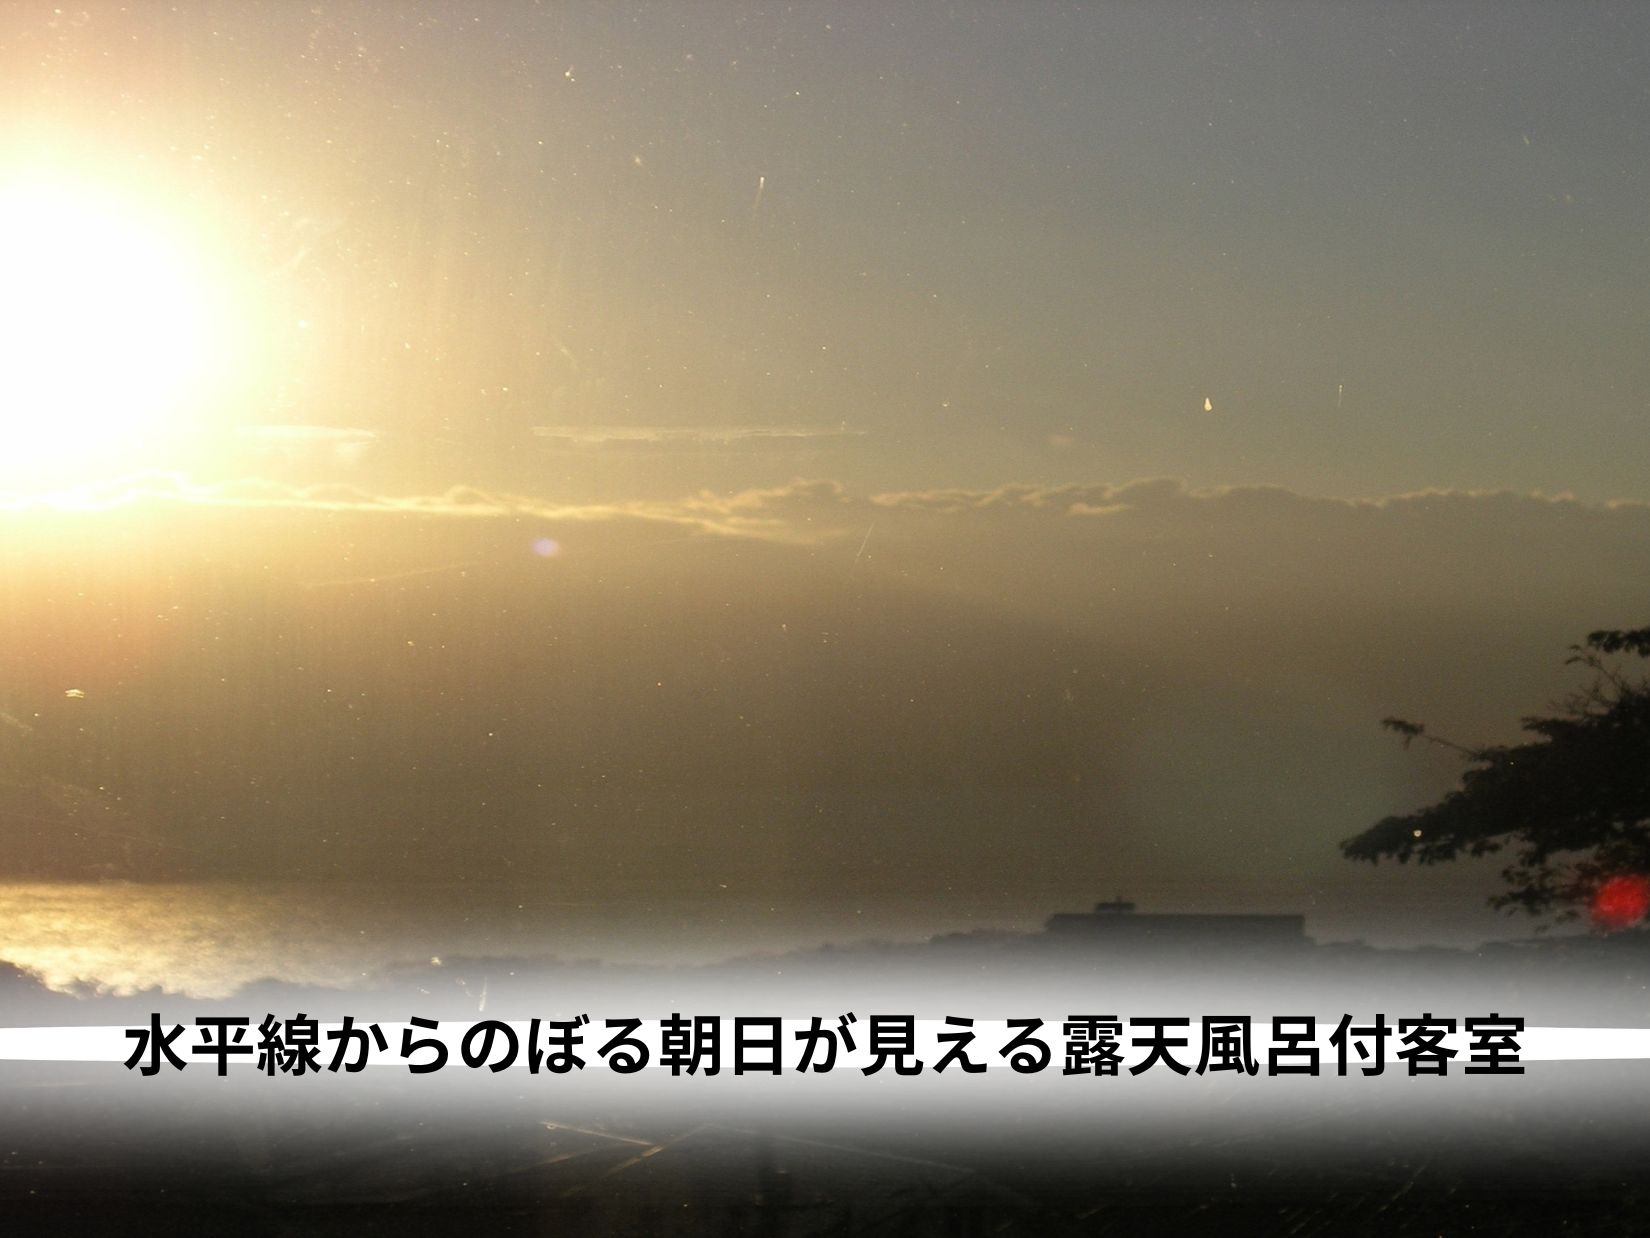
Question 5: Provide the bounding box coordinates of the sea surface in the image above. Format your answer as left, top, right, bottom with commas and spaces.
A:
0, 880, 1064, 997
0, 879, 1533, 998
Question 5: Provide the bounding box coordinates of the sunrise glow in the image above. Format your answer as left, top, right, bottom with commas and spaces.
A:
0, 173, 241, 481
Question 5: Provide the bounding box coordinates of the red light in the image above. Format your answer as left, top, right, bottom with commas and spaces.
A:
1591, 875, 1650, 931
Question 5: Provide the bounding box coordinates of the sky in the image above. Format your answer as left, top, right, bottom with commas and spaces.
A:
3, 474, 1646, 945
5, 1, 1650, 500
1, 2, 1648, 946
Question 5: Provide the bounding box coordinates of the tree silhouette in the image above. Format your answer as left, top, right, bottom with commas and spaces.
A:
1342, 626, 1650, 923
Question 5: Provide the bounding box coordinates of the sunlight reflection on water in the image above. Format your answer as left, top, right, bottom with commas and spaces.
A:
0, 881, 1046, 998
0, 880, 1521, 998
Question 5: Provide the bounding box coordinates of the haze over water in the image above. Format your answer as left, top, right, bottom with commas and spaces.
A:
0, 878, 1530, 999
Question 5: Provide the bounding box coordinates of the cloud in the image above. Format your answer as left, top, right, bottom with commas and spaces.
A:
238, 424, 383, 467
241, 425, 379, 443
531, 424, 865, 453
0, 473, 730, 535
1, 472, 1644, 942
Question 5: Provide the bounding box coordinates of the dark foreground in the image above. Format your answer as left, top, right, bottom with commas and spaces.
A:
0, 1109, 1644, 1236
6, 933, 1650, 1235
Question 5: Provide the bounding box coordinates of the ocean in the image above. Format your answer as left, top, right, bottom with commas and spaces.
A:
0, 878, 1528, 998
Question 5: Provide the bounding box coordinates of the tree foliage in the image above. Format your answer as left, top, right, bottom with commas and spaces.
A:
1342, 627, 1650, 920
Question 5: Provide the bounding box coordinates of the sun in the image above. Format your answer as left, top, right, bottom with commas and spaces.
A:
0, 173, 240, 483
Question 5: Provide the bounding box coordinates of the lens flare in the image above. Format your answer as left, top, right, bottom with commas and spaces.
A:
1590, 874, 1650, 931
